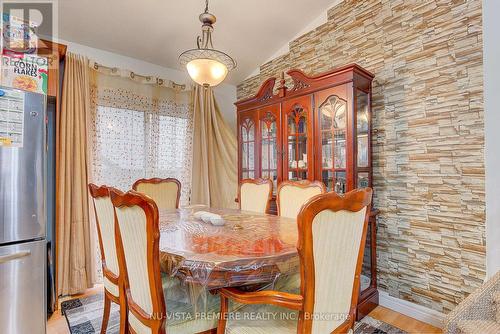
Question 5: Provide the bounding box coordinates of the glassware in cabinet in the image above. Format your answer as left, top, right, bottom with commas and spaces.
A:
283, 96, 313, 181
259, 108, 280, 193
317, 92, 348, 192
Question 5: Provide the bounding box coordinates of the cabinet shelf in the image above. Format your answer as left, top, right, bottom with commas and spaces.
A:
288, 167, 309, 171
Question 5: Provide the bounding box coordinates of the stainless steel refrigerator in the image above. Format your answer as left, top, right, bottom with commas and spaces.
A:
0, 86, 46, 334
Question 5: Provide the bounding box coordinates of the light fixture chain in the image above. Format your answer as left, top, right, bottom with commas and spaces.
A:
205, 0, 209, 13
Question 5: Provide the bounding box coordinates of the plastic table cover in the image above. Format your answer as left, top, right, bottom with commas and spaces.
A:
158, 205, 300, 290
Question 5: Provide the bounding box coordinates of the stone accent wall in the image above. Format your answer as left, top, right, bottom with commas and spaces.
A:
237, 0, 485, 313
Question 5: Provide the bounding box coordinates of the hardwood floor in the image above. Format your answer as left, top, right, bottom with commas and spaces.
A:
47, 285, 443, 334
369, 306, 442, 334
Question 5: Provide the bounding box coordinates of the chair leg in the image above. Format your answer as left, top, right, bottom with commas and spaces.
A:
101, 292, 111, 334
217, 295, 229, 334
119, 285, 128, 334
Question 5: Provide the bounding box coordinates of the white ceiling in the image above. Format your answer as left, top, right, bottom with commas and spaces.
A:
57, 0, 337, 85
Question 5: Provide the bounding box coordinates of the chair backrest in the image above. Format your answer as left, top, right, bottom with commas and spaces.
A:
238, 178, 273, 214
132, 178, 181, 210
88, 184, 121, 282
110, 189, 166, 334
297, 188, 372, 334
277, 180, 326, 219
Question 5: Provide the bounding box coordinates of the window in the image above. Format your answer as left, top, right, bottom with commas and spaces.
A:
91, 101, 193, 204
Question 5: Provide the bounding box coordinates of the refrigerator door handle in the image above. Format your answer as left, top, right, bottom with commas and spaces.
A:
0, 250, 31, 264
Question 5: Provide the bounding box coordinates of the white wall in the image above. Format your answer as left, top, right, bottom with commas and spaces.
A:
483, 0, 500, 277
246, 0, 343, 79
60, 40, 237, 130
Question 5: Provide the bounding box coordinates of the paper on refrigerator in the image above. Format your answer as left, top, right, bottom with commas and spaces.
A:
0, 88, 25, 147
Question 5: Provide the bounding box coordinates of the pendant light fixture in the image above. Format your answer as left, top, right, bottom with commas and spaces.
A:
179, 0, 236, 87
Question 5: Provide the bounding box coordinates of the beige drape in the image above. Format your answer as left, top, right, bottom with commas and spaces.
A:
56, 53, 93, 296
191, 85, 237, 208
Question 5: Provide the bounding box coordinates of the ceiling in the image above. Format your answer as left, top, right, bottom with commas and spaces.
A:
58, 0, 337, 85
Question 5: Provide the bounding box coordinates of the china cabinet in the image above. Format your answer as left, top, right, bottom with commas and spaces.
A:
235, 64, 378, 319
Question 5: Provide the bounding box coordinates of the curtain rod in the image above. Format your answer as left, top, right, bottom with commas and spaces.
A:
92, 61, 186, 91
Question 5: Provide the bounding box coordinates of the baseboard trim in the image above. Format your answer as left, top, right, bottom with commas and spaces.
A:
379, 290, 445, 329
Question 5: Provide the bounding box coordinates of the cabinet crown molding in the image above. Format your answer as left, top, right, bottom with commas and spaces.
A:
236, 63, 374, 110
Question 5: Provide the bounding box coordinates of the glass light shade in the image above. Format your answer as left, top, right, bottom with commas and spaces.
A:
186, 58, 228, 87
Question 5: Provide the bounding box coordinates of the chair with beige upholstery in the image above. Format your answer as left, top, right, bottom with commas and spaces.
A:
274, 181, 326, 292
238, 178, 273, 214
217, 188, 373, 334
276, 180, 326, 219
110, 189, 219, 334
132, 178, 181, 210
88, 184, 127, 334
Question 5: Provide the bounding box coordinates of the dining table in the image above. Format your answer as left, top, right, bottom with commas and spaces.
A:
158, 205, 300, 298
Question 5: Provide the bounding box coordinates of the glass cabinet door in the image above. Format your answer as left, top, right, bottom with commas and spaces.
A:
356, 89, 371, 189
259, 109, 279, 193
240, 117, 256, 179
318, 95, 348, 193
283, 97, 312, 181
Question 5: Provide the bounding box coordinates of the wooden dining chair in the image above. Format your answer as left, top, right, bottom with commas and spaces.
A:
274, 181, 326, 293
110, 189, 219, 334
88, 184, 127, 334
132, 178, 181, 210
276, 180, 326, 219
217, 188, 373, 334
238, 178, 273, 214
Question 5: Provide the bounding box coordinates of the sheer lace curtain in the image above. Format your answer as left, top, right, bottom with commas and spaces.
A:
89, 73, 193, 204
88, 72, 193, 280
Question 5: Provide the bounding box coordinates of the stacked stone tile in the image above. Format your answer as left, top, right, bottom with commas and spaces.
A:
237, 0, 485, 313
